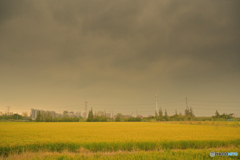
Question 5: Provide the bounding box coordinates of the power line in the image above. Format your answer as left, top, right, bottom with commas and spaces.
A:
188, 100, 240, 103
193, 108, 240, 111
89, 103, 154, 106
158, 100, 185, 104
189, 105, 239, 108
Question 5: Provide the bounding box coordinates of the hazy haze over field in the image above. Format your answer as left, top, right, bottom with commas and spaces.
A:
0, 0, 239, 116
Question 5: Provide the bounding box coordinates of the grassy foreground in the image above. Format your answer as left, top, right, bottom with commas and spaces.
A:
1, 148, 240, 160
0, 122, 239, 159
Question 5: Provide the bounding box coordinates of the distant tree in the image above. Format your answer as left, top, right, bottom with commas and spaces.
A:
12, 114, 22, 120
159, 108, 163, 121
215, 110, 220, 119
101, 116, 107, 122
79, 117, 84, 122
41, 111, 46, 121
87, 108, 94, 122
173, 110, 178, 120
189, 106, 194, 117
185, 107, 190, 116
164, 109, 168, 121
116, 113, 125, 121
220, 113, 229, 120
93, 116, 101, 122
115, 116, 121, 122
155, 110, 158, 121
36, 112, 41, 122
127, 117, 136, 122
135, 117, 142, 122
45, 112, 52, 122
22, 112, 28, 120
96, 111, 105, 117
63, 111, 68, 118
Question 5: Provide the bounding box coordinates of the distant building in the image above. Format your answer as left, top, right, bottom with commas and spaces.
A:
136, 115, 143, 118
95, 111, 105, 117
229, 113, 237, 118
63, 111, 68, 117
6, 112, 13, 116
50, 111, 56, 119
55, 113, 62, 118
81, 111, 88, 119
31, 109, 39, 120
106, 113, 111, 118
40, 110, 45, 119
75, 112, 82, 118
124, 115, 132, 118
31, 109, 57, 120
68, 111, 74, 118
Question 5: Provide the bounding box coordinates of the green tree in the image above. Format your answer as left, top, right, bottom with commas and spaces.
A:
45, 112, 52, 122
190, 106, 194, 117
115, 116, 121, 122
185, 107, 190, 116
116, 113, 125, 121
159, 108, 163, 121
164, 109, 168, 121
135, 117, 142, 122
173, 110, 178, 121
127, 117, 135, 122
155, 110, 158, 121
63, 111, 68, 118
87, 108, 94, 122
36, 112, 41, 122
215, 110, 220, 119
12, 114, 22, 120
22, 112, 28, 120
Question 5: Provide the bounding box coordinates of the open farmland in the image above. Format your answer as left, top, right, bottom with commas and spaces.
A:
0, 122, 240, 159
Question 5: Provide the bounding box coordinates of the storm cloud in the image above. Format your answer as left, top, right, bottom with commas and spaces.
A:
0, 0, 239, 116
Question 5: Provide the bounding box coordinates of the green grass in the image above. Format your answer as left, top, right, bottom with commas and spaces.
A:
2, 148, 240, 160
1, 140, 240, 157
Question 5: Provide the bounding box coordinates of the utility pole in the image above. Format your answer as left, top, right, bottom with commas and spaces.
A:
186, 97, 188, 109
155, 95, 158, 113
7, 106, 10, 116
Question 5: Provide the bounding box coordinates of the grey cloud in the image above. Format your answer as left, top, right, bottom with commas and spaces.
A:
0, 0, 35, 24
0, 0, 240, 115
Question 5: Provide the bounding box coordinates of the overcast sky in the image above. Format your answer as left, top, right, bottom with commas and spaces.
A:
0, 0, 239, 117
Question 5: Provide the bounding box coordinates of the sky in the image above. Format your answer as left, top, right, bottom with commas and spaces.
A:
0, 0, 240, 117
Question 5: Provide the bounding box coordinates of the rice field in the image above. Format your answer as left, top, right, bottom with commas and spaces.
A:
0, 122, 240, 159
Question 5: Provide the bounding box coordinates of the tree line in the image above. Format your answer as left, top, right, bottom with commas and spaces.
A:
155, 106, 195, 121
0, 108, 237, 122
0, 113, 25, 121
212, 110, 233, 120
